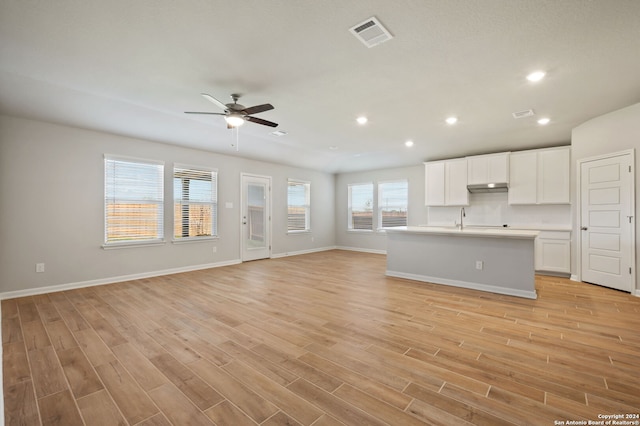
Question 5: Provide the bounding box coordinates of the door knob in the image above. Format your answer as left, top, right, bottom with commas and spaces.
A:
581, 226, 588, 231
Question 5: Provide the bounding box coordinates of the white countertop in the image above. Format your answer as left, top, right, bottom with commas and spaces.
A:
386, 226, 539, 239
422, 224, 571, 232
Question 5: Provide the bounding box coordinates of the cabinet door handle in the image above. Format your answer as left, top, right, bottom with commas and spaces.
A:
581, 226, 588, 231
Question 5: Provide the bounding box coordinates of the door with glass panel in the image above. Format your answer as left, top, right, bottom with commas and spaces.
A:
241, 173, 271, 261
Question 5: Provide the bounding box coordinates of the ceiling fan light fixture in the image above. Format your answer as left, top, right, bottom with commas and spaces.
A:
225, 114, 245, 127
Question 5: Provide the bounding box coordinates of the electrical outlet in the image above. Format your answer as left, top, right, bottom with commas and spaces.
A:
212, 247, 217, 254
475, 261, 483, 270
311, 237, 314, 242
36, 263, 45, 273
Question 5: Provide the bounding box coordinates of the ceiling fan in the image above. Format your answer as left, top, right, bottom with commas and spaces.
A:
185, 93, 278, 128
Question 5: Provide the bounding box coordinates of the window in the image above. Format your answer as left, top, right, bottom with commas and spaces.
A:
287, 180, 310, 232
104, 156, 164, 245
174, 165, 217, 239
348, 183, 374, 230
378, 180, 408, 228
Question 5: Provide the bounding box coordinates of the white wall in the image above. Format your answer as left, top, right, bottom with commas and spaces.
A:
0, 115, 335, 296
570, 102, 640, 292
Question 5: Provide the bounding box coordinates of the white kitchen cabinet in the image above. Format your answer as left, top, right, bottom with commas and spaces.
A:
538, 147, 570, 204
535, 231, 571, 274
425, 161, 445, 206
445, 159, 469, 205
467, 152, 510, 185
509, 146, 570, 205
508, 151, 538, 204
425, 158, 469, 206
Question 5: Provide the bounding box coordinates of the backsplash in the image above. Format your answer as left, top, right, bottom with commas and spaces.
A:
426, 192, 571, 229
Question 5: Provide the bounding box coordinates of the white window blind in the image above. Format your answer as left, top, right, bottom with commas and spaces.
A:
174, 165, 217, 239
104, 157, 164, 245
378, 180, 408, 228
348, 183, 373, 230
287, 180, 310, 232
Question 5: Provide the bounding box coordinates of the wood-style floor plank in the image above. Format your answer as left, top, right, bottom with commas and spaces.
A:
76, 389, 127, 426
224, 361, 324, 425
3, 341, 31, 387
94, 360, 159, 424
3, 250, 640, 425
149, 352, 224, 411
147, 383, 214, 426
28, 346, 68, 398
57, 346, 104, 398
38, 390, 84, 426
3, 380, 40, 425
203, 400, 257, 426
188, 358, 279, 424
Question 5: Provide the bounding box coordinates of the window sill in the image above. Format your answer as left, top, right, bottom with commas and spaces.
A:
287, 230, 311, 235
347, 229, 374, 233
172, 236, 219, 244
102, 240, 166, 250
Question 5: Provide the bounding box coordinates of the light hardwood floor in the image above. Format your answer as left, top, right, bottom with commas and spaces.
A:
3, 250, 640, 425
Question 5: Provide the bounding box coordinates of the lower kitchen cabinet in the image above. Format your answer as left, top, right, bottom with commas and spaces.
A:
535, 231, 571, 275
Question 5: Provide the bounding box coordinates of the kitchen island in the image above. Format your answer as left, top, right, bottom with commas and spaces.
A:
386, 226, 539, 299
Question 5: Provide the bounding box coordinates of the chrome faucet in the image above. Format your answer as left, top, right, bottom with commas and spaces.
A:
457, 207, 466, 230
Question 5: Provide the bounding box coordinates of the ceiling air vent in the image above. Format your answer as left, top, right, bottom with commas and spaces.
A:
349, 17, 393, 48
512, 109, 535, 119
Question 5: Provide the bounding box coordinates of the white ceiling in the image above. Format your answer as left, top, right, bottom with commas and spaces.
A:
1, 1, 639, 173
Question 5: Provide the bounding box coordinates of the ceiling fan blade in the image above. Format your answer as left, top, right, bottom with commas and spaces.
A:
246, 116, 278, 127
201, 93, 228, 111
242, 103, 274, 115
184, 111, 226, 115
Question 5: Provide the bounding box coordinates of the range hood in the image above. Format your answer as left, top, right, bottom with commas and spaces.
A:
467, 182, 509, 193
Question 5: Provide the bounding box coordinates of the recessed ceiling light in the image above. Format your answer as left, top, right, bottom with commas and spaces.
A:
527, 71, 546, 82
329, 145, 339, 150
446, 117, 458, 125
270, 130, 287, 136
356, 116, 368, 125
405, 140, 414, 147
537, 117, 550, 125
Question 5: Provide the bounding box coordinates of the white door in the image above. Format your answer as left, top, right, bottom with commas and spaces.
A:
580, 152, 634, 292
241, 174, 271, 261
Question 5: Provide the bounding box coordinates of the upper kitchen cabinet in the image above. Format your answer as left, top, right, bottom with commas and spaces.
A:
508, 146, 570, 205
425, 158, 469, 206
467, 152, 510, 185
508, 150, 538, 204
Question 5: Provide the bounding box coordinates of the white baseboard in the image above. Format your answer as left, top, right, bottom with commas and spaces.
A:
386, 270, 538, 300
570, 274, 580, 282
335, 246, 387, 255
0, 259, 241, 301
271, 246, 337, 259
